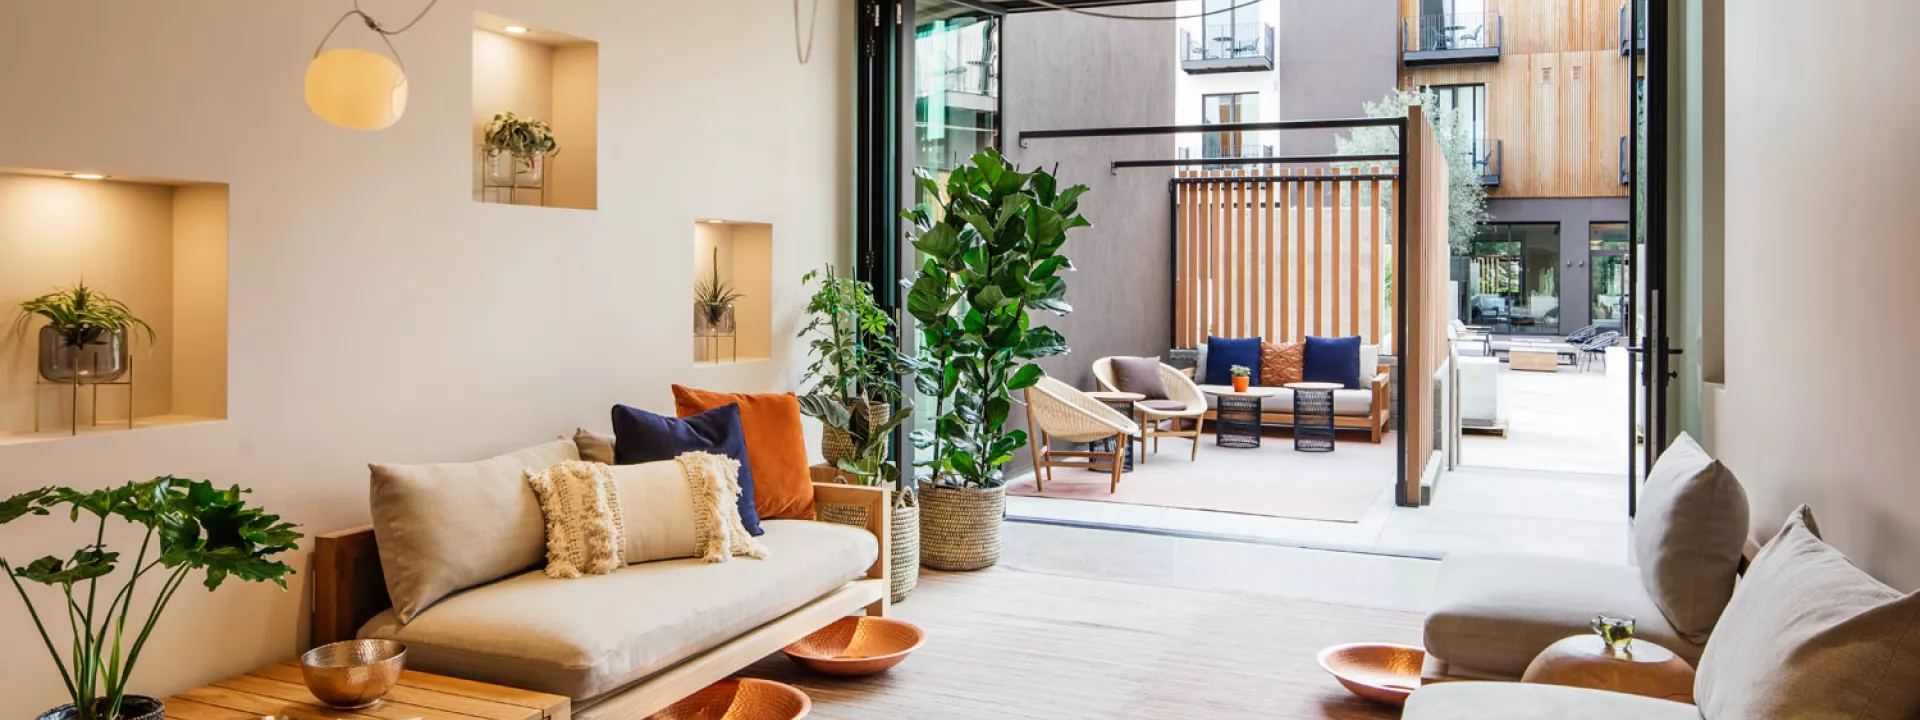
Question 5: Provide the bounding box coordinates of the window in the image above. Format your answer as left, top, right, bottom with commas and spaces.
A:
1590, 223, 1631, 329
1431, 84, 1488, 164
1202, 93, 1258, 159
1200, 0, 1262, 58
1467, 224, 1561, 334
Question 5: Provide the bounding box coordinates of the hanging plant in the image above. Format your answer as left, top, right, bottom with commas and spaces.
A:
482, 112, 560, 160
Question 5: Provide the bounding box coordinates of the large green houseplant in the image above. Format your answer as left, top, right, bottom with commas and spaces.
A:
2, 478, 301, 720
903, 148, 1089, 571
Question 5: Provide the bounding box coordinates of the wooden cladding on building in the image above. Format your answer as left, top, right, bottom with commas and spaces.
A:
1172, 167, 1393, 351
1409, 50, 1633, 199
1397, 0, 1625, 54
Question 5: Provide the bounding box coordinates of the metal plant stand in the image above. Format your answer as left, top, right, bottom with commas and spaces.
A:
1084, 391, 1144, 472
1206, 389, 1274, 449
1287, 382, 1342, 452
34, 356, 134, 436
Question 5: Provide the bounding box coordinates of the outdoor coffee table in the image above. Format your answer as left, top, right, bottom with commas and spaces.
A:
1085, 390, 1144, 471
1286, 382, 1343, 452
1203, 388, 1276, 449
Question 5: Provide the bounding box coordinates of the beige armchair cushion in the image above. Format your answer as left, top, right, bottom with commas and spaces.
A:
1694, 506, 1920, 720
360, 519, 877, 701
370, 438, 580, 623
1632, 432, 1748, 643
1403, 681, 1701, 720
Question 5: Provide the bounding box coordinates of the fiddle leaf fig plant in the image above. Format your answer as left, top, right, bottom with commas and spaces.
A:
1, 478, 301, 720
903, 148, 1090, 489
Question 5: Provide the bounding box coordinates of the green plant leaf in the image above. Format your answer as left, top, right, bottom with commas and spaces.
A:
15, 547, 118, 586
0, 488, 53, 524
1007, 363, 1046, 390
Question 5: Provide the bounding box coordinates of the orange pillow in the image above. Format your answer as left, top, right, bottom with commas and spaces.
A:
671, 385, 815, 520
1260, 341, 1305, 387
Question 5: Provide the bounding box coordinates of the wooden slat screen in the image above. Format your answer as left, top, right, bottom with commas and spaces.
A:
1400, 105, 1452, 505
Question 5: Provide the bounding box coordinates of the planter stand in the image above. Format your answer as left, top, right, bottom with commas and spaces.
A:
34, 356, 134, 436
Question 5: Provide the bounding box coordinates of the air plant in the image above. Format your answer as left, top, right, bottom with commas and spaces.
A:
15, 282, 155, 348
695, 248, 745, 325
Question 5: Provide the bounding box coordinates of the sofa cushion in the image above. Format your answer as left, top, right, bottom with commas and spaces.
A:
1424, 553, 1702, 678
1694, 506, 1920, 720
1198, 386, 1375, 417
1403, 681, 1701, 720
1203, 336, 1263, 387
1109, 356, 1169, 399
612, 403, 763, 536
1632, 432, 1748, 644
370, 438, 580, 623
574, 428, 616, 464
1303, 335, 1362, 388
359, 519, 877, 701
672, 386, 816, 522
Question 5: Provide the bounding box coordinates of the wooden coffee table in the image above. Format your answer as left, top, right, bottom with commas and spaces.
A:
1521, 635, 1695, 704
163, 659, 572, 719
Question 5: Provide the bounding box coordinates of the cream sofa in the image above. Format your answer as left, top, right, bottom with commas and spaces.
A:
313, 445, 891, 719
1191, 343, 1391, 442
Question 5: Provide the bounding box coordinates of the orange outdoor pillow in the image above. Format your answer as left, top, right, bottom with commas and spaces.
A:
671, 385, 816, 521
1261, 341, 1305, 387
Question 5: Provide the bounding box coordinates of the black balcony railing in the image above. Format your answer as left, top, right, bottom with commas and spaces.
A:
1180, 23, 1275, 74
1620, 1, 1648, 55
941, 58, 999, 98
1472, 137, 1502, 186
1402, 12, 1502, 65
1619, 136, 1631, 185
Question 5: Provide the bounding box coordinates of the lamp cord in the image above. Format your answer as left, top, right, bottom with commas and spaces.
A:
313, 0, 442, 73
794, 0, 821, 64
1017, 0, 1262, 21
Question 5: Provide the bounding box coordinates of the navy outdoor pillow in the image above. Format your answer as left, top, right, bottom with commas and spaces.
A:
1303, 335, 1363, 389
1205, 336, 1263, 387
611, 402, 763, 536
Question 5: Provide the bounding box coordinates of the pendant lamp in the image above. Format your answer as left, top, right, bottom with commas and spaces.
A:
306, 0, 440, 131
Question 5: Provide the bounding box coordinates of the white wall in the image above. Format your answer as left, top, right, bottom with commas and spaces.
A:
0, 0, 851, 713
1719, 0, 1920, 590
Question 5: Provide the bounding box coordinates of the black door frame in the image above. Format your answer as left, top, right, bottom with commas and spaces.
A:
1626, 0, 1673, 516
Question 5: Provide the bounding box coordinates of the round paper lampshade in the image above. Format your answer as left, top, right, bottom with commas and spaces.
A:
305, 48, 409, 131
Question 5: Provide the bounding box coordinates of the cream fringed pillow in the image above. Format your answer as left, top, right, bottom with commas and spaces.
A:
672, 451, 768, 562
525, 461, 624, 579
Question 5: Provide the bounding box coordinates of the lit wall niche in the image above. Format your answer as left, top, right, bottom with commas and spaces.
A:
472, 12, 598, 210
692, 220, 773, 365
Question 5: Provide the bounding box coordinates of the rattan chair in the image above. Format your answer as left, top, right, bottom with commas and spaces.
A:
1091, 357, 1207, 463
1024, 376, 1141, 493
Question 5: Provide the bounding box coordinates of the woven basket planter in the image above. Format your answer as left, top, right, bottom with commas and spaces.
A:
821, 400, 891, 466
917, 482, 1004, 571
817, 488, 921, 603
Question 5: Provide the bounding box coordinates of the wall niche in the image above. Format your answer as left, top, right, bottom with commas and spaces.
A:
693, 220, 773, 365
0, 170, 229, 444
472, 12, 598, 210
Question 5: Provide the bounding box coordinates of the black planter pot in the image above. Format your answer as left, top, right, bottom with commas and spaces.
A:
36, 695, 165, 720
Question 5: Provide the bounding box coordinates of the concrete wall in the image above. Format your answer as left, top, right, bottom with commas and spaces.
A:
0, 0, 854, 714
1717, 0, 1920, 590
1483, 196, 1630, 334
1277, 0, 1400, 155
1003, 7, 1175, 470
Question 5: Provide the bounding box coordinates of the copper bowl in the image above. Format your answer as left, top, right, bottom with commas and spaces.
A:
1315, 643, 1426, 707
299, 639, 407, 708
782, 617, 926, 677
648, 678, 810, 720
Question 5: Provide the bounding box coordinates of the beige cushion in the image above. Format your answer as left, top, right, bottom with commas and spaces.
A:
525, 461, 623, 579
1198, 385, 1376, 417
1404, 681, 1701, 720
1694, 506, 1920, 720
574, 429, 616, 464
1424, 553, 1702, 678
607, 460, 698, 563
370, 438, 579, 623
1632, 432, 1748, 644
360, 519, 877, 701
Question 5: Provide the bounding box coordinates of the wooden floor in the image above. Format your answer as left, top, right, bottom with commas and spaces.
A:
738, 562, 1422, 719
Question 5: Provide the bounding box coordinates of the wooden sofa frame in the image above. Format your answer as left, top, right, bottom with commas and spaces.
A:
313, 482, 891, 719
1189, 364, 1393, 443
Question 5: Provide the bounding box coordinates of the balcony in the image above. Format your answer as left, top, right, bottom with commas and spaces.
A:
1402, 12, 1502, 66
1180, 142, 1277, 170
1181, 23, 1275, 74
1473, 138, 1502, 187
1620, 1, 1647, 56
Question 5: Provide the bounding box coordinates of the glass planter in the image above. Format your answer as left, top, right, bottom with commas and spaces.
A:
483, 151, 544, 187
37, 325, 129, 384
694, 303, 736, 337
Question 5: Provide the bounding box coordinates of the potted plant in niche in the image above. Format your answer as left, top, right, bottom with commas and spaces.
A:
797, 265, 920, 600
2, 478, 302, 720
15, 282, 155, 385
481, 111, 559, 188
1230, 364, 1252, 393
694, 247, 744, 341
903, 148, 1090, 571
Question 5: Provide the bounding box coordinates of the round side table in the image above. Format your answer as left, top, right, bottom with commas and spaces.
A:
1202, 388, 1277, 448
1084, 391, 1145, 472
1284, 382, 1344, 453
1521, 635, 1696, 704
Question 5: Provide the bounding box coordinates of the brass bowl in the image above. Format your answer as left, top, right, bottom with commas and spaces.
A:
782, 617, 926, 677
648, 678, 810, 720
1316, 643, 1426, 707
300, 639, 407, 708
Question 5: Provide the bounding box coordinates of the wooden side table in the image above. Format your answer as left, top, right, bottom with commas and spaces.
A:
1203, 388, 1276, 448
163, 659, 571, 719
1285, 382, 1343, 453
1521, 635, 1696, 704
1085, 391, 1145, 471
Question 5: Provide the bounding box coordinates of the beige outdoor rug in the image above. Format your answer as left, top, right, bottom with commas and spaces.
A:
1005, 431, 1396, 523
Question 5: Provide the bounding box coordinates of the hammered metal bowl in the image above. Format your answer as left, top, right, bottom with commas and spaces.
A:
648, 678, 810, 720
782, 617, 926, 676
1316, 643, 1426, 707
300, 639, 407, 708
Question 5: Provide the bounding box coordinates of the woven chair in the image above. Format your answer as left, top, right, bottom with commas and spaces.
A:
1091, 357, 1207, 463
1024, 376, 1141, 493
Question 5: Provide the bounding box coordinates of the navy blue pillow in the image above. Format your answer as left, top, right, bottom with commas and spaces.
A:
1303, 335, 1363, 389
1205, 336, 1263, 386
611, 403, 763, 536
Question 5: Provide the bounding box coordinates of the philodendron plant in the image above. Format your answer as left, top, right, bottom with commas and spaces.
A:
482, 112, 560, 160
1, 478, 301, 720
903, 147, 1090, 489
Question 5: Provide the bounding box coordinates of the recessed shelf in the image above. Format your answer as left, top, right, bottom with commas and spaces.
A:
0, 170, 230, 441
693, 220, 773, 364
472, 12, 597, 210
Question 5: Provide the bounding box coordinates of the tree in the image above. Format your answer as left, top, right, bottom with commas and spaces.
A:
1336, 88, 1491, 255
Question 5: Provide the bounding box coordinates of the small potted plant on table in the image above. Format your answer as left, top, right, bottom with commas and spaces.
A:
1230, 364, 1252, 393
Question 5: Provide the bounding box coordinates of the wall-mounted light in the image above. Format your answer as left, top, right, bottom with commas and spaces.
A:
503, 25, 529, 34
66, 173, 107, 180
706, 219, 728, 225
305, 0, 441, 131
